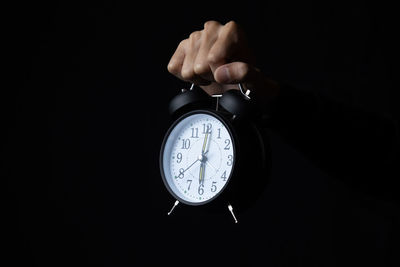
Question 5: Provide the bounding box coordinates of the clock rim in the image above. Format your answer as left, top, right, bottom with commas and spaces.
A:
159, 109, 237, 206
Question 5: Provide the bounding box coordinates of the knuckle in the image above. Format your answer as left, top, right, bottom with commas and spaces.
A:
167, 61, 178, 74
202, 21, 220, 43
189, 31, 201, 41
181, 68, 194, 80
178, 39, 188, 49
204, 20, 220, 30
193, 62, 208, 75
225, 20, 238, 30
223, 21, 240, 42
207, 52, 220, 64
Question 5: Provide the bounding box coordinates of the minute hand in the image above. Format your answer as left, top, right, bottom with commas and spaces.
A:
201, 131, 210, 154
199, 130, 211, 185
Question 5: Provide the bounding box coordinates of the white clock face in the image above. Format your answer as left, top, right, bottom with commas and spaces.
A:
161, 112, 235, 205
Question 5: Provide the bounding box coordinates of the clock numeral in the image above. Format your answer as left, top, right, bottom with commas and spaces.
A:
221, 171, 227, 181
178, 168, 185, 179
191, 128, 199, 138
202, 123, 212, 134
227, 155, 233, 166
211, 181, 217, 192
224, 139, 231, 150
181, 139, 190, 149
198, 184, 204, 195
176, 153, 182, 163
186, 179, 192, 190
217, 128, 221, 139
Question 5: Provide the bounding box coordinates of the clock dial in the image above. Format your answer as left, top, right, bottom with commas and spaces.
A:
161, 112, 235, 205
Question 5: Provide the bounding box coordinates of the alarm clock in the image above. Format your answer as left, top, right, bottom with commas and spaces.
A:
159, 84, 270, 223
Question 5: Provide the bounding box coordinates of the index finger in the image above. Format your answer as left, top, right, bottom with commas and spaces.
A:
167, 40, 186, 79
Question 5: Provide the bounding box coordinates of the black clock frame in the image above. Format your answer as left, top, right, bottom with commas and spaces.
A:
160, 86, 271, 215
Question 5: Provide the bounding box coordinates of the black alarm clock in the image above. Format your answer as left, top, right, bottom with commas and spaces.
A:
159, 84, 270, 223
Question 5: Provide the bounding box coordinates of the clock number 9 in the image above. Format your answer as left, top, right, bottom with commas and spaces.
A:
176, 153, 182, 163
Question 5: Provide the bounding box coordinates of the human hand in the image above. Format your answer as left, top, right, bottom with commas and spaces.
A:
167, 20, 279, 102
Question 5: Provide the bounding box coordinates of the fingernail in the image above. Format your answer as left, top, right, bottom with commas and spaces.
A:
218, 67, 231, 83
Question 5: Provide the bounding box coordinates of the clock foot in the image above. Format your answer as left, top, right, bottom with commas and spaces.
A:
167, 200, 180, 216
227, 204, 238, 224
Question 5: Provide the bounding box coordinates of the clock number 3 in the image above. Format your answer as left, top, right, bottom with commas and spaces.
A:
227, 155, 233, 166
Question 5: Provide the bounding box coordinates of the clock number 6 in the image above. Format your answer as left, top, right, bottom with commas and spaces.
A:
198, 184, 204, 195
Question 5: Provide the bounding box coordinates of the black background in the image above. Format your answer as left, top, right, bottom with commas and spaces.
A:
3, 1, 399, 266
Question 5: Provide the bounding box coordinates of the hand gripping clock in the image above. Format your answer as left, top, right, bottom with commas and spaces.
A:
160, 83, 270, 223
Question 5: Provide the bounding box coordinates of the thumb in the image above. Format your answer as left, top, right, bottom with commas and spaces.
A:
214, 62, 260, 84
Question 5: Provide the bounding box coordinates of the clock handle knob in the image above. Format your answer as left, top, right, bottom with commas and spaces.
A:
238, 83, 251, 100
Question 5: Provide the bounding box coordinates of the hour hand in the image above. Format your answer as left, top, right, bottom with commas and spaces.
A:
199, 162, 205, 185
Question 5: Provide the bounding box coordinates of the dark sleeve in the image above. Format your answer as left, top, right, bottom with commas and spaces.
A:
265, 85, 400, 203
